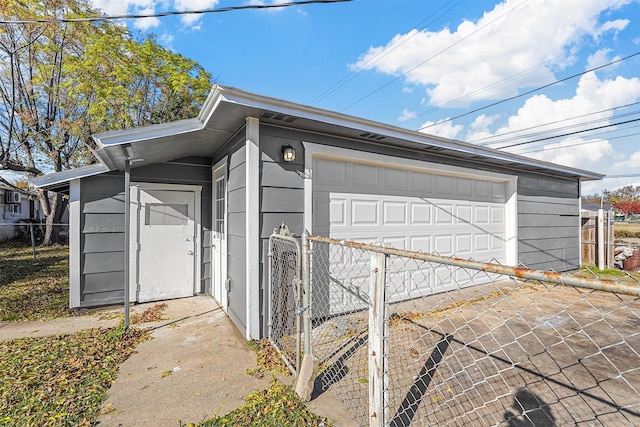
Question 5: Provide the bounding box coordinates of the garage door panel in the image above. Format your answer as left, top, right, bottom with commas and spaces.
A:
456, 205, 472, 223
475, 180, 490, 198
411, 172, 433, 193
351, 199, 378, 226
492, 182, 507, 199
383, 168, 408, 191
410, 235, 431, 253
457, 178, 473, 196
383, 201, 407, 225
491, 233, 505, 251
411, 203, 431, 224
352, 163, 378, 189
491, 206, 505, 223
435, 205, 453, 224
474, 205, 489, 223
329, 198, 346, 226
315, 159, 347, 186
312, 157, 510, 316
475, 234, 490, 252
456, 234, 473, 254
434, 235, 453, 255
382, 236, 408, 250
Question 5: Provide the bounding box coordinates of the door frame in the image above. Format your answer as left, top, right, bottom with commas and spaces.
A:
211, 159, 228, 311
129, 182, 202, 302
302, 142, 519, 266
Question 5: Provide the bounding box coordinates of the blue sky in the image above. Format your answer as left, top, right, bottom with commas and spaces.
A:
88, 0, 640, 195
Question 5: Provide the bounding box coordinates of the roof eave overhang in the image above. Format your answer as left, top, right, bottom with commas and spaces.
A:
213, 86, 604, 181
92, 118, 205, 170
30, 163, 110, 192
56, 84, 604, 183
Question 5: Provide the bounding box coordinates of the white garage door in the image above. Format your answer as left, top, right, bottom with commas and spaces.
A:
312, 157, 509, 314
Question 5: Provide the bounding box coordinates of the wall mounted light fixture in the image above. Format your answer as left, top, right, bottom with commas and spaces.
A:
282, 145, 296, 162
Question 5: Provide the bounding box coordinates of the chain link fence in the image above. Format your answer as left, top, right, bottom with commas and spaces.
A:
301, 235, 640, 427
268, 231, 302, 374
0, 223, 69, 258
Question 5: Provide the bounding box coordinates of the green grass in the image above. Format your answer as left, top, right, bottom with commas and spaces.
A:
0, 243, 71, 321
577, 265, 640, 283
184, 381, 330, 427
0, 325, 149, 426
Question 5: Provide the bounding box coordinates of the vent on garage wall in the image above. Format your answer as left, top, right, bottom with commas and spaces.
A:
260, 112, 297, 123
359, 132, 386, 141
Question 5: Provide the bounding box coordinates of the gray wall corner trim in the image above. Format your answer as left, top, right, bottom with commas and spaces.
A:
69, 179, 82, 308
246, 117, 261, 339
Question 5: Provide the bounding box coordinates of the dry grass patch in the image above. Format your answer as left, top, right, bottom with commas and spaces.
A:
0, 243, 71, 321
0, 325, 149, 426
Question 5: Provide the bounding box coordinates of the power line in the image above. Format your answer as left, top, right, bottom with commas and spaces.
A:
417, 50, 640, 132
514, 129, 640, 155
0, 0, 352, 24
492, 118, 640, 150
605, 174, 640, 179
470, 101, 640, 145
481, 108, 640, 148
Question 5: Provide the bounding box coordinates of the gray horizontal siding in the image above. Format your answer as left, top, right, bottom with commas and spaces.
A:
517, 178, 580, 271
83, 271, 124, 293
80, 172, 126, 305
78, 157, 213, 307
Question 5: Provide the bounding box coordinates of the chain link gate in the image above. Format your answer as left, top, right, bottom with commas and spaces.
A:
268, 227, 303, 374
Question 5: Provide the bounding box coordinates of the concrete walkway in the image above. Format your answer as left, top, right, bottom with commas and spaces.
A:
0, 296, 355, 426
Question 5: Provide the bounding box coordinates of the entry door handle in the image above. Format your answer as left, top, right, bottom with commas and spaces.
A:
187, 250, 194, 255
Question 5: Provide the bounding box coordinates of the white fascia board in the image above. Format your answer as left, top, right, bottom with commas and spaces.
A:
216, 85, 604, 181
92, 118, 204, 150
30, 164, 109, 190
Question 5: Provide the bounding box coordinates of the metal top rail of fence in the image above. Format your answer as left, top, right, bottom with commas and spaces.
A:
306, 234, 640, 297
267, 230, 640, 426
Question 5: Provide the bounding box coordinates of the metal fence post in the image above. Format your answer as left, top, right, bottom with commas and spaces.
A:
29, 223, 36, 259
369, 249, 387, 427
302, 231, 312, 357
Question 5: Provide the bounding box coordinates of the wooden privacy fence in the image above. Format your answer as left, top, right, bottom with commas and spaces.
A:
581, 209, 614, 268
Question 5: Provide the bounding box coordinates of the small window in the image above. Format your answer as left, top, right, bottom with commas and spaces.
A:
145, 203, 188, 226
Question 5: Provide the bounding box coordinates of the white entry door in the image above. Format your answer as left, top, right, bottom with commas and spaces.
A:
212, 162, 227, 310
135, 186, 197, 302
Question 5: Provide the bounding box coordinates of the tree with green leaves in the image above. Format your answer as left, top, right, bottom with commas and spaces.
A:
0, 0, 212, 244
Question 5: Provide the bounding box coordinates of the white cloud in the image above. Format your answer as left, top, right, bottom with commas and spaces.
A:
585, 48, 621, 71
173, 0, 218, 28
593, 18, 629, 39
133, 7, 161, 30
418, 119, 463, 140
464, 72, 640, 173
614, 151, 640, 170
399, 109, 417, 122
526, 137, 616, 170
352, 0, 634, 107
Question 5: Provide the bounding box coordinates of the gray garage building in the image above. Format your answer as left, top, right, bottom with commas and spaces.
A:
32, 85, 603, 339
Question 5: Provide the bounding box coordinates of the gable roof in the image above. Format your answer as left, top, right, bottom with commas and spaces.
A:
33, 84, 604, 191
